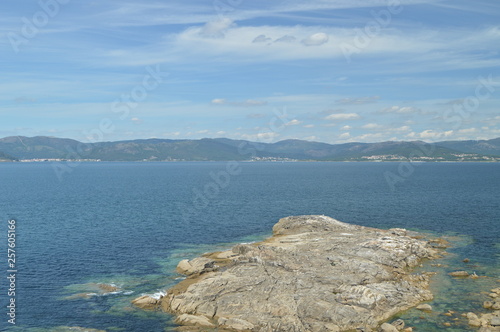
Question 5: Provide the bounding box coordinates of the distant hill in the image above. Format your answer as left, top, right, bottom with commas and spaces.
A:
0, 136, 82, 159
1, 136, 499, 162
261, 139, 459, 160
435, 138, 500, 156
0, 151, 16, 162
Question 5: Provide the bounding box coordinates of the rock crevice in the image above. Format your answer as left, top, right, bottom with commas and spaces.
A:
134, 215, 444, 331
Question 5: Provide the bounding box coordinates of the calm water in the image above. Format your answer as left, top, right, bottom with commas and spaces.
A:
0, 162, 498, 331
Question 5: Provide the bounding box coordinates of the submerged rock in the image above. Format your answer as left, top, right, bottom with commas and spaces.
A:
416, 304, 433, 312
141, 215, 444, 331
49, 327, 106, 332
62, 282, 121, 300
449, 271, 470, 277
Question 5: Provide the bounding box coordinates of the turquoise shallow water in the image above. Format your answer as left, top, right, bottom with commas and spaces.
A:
0, 162, 498, 331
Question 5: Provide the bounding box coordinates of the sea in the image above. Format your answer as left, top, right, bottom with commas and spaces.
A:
0, 161, 498, 331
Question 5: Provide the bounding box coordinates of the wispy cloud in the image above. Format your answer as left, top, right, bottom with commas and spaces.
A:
199, 18, 234, 38
2, 0, 499, 143
378, 106, 421, 114
211, 99, 267, 107
324, 113, 360, 121
336, 96, 380, 105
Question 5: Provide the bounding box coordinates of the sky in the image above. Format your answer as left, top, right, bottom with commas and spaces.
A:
1, 0, 500, 144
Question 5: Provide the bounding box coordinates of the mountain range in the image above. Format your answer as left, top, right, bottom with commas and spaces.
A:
1, 136, 500, 162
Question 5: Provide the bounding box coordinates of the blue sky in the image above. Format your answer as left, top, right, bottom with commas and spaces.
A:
1, 0, 500, 144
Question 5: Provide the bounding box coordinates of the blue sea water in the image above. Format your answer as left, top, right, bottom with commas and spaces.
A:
0, 162, 498, 331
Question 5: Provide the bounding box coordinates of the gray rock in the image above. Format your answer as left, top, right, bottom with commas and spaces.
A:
479, 327, 500, 332
131, 295, 160, 310
391, 319, 405, 330
218, 317, 255, 330
467, 312, 479, 320
379, 323, 399, 332
176, 257, 215, 276
389, 228, 408, 237
491, 317, 500, 327
156, 216, 442, 331
175, 314, 215, 328
416, 304, 433, 311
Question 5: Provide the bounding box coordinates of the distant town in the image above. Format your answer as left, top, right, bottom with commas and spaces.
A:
1, 136, 500, 163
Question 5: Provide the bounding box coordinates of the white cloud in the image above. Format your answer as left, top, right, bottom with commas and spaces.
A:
390, 126, 412, 133
241, 131, 280, 142
286, 119, 302, 126
131, 117, 143, 124
379, 106, 421, 114
325, 113, 360, 121
303, 124, 315, 128
457, 128, 478, 134
488, 116, 500, 123
199, 18, 233, 38
355, 133, 385, 141
211, 98, 226, 104
406, 129, 454, 140
361, 123, 383, 129
336, 96, 380, 105
301, 33, 329, 46
339, 132, 351, 139
211, 98, 267, 107
162, 131, 181, 137
340, 125, 352, 131
88, 21, 500, 69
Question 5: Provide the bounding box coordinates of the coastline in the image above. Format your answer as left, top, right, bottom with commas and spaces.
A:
133, 215, 448, 331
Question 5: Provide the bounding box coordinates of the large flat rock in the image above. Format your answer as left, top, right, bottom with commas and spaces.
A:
136, 215, 443, 331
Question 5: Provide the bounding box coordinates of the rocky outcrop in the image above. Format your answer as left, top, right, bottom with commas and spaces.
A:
135, 215, 444, 331
131, 295, 161, 310
465, 288, 500, 331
